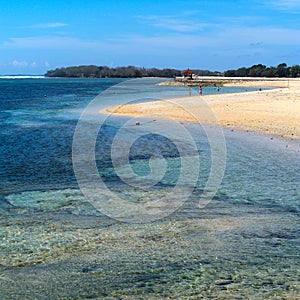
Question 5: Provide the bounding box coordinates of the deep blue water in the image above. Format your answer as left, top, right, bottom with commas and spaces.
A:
0, 78, 123, 194
0, 77, 259, 196
0, 77, 299, 299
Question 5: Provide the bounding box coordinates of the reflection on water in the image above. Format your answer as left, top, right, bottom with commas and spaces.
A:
0, 78, 299, 299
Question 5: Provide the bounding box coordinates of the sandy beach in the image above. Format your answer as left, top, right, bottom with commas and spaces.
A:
101, 78, 300, 139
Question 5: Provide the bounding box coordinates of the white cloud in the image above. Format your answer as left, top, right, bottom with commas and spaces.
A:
26, 22, 68, 29
11, 60, 28, 67
45, 61, 50, 67
10, 60, 39, 68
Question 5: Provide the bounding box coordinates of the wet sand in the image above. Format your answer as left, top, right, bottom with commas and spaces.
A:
101, 78, 300, 139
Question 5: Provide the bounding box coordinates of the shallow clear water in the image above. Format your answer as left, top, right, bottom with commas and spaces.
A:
0, 78, 299, 299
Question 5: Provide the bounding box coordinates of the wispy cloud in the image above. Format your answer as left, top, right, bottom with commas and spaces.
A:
250, 42, 264, 46
2, 24, 300, 56
137, 15, 209, 32
11, 60, 28, 67
2, 36, 104, 49
117, 25, 300, 50
10, 60, 38, 68
265, 0, 300, 12
6, 60, 49, 70
25, 22, 68, 29
222, 26, 300, 46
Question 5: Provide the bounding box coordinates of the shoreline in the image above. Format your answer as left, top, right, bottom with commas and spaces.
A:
157, 76, 292, 87
100, 78, 300, 140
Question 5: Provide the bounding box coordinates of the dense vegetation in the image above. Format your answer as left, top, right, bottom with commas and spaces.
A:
45, 63, 300, 78
45, 65, 221, 78
224, 63, 300, 78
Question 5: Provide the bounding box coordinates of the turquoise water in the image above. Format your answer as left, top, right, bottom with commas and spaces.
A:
0, 78, 299, 299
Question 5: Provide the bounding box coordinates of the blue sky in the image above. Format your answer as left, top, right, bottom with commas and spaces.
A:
1, 0, 300, 74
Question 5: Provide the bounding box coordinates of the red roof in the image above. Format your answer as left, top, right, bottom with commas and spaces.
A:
182, 69, 193, 75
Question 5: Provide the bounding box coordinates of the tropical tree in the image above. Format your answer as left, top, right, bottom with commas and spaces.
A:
290, 65, 300, 77
276, 63, 289, 77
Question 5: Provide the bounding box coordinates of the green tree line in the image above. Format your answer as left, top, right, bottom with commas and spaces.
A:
224, 63, 300, 78
45, 65, 221, 78
45, 66, 181, 78
45, 63, 300, 78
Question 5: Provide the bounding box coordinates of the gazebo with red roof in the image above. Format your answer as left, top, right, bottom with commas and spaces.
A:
182, 68, 193, 79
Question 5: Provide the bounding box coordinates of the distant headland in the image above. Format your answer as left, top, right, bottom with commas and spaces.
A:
45, 63, 300, 80
44, 65, 220, 78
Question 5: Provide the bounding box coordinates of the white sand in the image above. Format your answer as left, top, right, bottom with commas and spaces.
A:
101, 78, 300, 139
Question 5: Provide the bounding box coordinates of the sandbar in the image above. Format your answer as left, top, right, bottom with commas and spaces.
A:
101, 78, 300, 139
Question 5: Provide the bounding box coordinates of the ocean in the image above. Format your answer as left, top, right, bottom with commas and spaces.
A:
0, 77, 299, 299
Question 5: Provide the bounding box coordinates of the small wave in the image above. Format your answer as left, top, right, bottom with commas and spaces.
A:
0, 75, 45, 79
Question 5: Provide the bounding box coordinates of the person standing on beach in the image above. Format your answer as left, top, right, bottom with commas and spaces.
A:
199, 86, 203, 95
